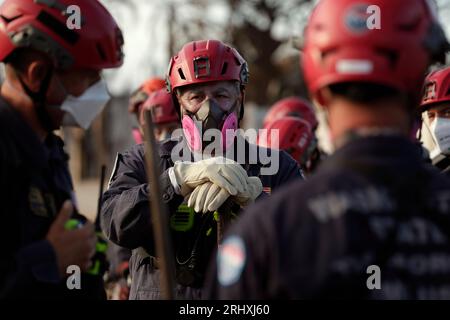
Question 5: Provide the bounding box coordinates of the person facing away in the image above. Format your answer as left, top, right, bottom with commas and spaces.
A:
205, 0, 450, 299
261, 97, 323, 175
128, 77, 168, 144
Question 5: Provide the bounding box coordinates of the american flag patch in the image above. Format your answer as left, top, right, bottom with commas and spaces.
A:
262, 187, 271, 195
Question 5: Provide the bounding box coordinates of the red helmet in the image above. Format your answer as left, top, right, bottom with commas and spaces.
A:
167, 40, 248, 92
140, 89, 178, 125
128, 77, 166, 114
0, 0, 124, 70
302, 0, 449, 105
141, 78, 167, 95
166, 40, 249, 118
258, 116, 313, 164
420, 66, 450, 111
263, 97, 318, 130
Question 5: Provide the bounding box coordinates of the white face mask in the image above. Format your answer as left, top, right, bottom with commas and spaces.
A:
430, 116, 450, 158
61, 80, 110, 130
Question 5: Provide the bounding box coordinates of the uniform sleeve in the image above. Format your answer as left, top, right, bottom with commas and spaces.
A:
278, 150, 305, 184
100, 145, 183, 253
0, 141, 60, 298
0, 240, 61, 298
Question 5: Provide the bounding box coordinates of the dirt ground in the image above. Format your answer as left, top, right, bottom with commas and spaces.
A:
73, 179, 104, 222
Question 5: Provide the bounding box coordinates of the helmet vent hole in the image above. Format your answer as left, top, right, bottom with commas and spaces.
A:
398, 17, 421, 33
221, 62, 228, 75
288, 111, 300, 117
320, 47, 337, 62
36, 11, 79, 45
0, 14, 22, 24
178, 68, 186, 80
375, 47, 398, 69
96, 43, 106, 62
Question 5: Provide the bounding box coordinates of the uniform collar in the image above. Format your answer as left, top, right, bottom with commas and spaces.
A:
432, 153, 450, 173
318, 134, 424, 173
334, 128, 406, 150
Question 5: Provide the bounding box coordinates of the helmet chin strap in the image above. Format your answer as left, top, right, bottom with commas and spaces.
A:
18, 66, 55, 133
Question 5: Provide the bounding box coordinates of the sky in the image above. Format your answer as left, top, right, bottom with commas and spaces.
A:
100, 0, 230, 96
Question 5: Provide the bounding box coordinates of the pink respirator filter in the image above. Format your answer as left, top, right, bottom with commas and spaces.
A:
132, 128, 143, 145
182, 113, 238, 152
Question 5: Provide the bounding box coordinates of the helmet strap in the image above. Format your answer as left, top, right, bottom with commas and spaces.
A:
18, 65, 55, 133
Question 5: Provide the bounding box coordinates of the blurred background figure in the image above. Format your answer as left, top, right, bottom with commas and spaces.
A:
420, 66, 450, 174
139, 88, 180, 142
263, 96, 318, 130
258, 116, 315, 174
260, 96, 323, 174
104, 244, 132, 300
207, 0, 450, 300
128, 78, 166, 144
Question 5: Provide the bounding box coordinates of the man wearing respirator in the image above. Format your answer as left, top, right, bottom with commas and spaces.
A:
100, 39, 303, 299
420, 66, 450, 174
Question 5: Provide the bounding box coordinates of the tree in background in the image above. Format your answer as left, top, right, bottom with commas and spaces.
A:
167, 0, 313, 106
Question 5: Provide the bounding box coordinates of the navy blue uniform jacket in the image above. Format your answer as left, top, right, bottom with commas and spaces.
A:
206, 136, 450, 299
101, 136, 302, 299
0, 99, 105, 299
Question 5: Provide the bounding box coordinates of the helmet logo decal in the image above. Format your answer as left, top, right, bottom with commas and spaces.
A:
345, 4, 381, 34
217, 236, 246, 287
152, 105, 163, 118
194, 56, 211, 78
423, 82, 437, 102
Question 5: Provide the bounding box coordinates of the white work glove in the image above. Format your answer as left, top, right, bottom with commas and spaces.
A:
187, 182, 231, 214
233, 176, 263, 207
172, 156, 248, 196
187, 176, 263, 214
